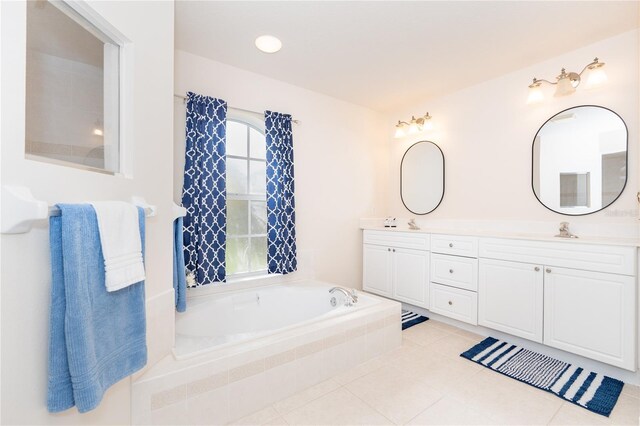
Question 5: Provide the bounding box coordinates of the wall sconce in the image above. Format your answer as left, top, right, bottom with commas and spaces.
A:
527, 58, 607, 104
394, 112, 432, 138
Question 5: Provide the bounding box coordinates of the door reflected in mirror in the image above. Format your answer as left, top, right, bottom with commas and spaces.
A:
401, 141, 445, 215
532, 106, 627, 215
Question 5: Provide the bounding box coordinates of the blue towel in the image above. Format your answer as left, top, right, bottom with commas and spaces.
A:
48, 204, 147, 413
173, 217, 187, 312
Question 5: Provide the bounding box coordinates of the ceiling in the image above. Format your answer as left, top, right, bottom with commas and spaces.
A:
175, 1, 639, 112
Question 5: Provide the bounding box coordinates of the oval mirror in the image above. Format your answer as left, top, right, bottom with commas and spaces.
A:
532, 105, 627, 216
401, 141, 445, 215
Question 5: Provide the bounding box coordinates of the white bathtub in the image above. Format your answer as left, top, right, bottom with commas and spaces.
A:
174, 281, 381, 358
133, 280, 401, 425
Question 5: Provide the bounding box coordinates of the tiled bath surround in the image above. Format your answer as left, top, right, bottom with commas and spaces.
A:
132, 297, 401, 425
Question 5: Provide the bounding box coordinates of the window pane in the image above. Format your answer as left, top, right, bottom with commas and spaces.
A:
26, 1, 119, 173
251, 201, 267, 234
227, 121, 247, 157
226, 237, 249, 275
227, 158, 247, 194
250, 160, 266, 194
250, 128, 266, 159
227, 200, 248, 235
250, 237, 267, 271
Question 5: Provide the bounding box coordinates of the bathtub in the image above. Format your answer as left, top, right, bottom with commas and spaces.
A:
174, 281, 382, 359
133, 279, 401, 425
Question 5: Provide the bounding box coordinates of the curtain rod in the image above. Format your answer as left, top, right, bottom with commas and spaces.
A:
173, 94, 300, 124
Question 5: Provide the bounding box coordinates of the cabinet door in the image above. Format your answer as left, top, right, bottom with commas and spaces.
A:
363, 244, 393, 297
544, 267, 636, 370
393, 248, 429, 308
478, 259, 543, 342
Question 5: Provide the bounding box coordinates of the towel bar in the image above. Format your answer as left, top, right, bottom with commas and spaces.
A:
1, 185, 157, 234
48, 203, 156, 218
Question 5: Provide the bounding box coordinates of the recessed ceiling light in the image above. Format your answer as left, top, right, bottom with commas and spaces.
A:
255, 35, 282, 53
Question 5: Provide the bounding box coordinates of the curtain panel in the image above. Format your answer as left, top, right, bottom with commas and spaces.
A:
265, 110, 297, 274
181, 92, 227, 286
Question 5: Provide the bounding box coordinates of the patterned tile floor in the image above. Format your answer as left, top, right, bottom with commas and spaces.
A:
233, 320, 640, 425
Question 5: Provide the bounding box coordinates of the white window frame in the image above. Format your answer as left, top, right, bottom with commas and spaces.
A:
25, 0, 133, 176
226, 118, 268, 278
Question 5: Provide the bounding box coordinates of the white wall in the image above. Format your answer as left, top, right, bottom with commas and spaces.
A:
386, 30, 639, 238
1, 1, 174, 424
174, 50, 388, 290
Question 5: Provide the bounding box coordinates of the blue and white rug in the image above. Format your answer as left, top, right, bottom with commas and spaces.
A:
401, 310, 429, 330
461, 337, 624, 417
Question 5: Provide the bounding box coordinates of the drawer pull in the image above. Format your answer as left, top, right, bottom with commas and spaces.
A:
387, 248, 391, 252
449, 243, 453, 248
534, 267, 540, 272
449, 269, 454, 274
448, 300, 453, 305
546, 268, 552, 273
392, 249, 396, 252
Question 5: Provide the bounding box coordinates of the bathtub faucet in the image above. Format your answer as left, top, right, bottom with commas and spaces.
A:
329, 287, 358, 307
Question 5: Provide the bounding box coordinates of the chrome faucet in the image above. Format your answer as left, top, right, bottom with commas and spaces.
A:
329, 287, 358, 306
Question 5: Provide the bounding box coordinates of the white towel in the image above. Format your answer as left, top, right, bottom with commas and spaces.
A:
90, 201, 145, 292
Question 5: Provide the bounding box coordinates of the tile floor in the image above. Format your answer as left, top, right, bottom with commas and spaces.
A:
232, 319, 640, 426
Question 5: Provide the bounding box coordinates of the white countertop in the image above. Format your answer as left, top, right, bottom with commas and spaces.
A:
360, 226, 640, 247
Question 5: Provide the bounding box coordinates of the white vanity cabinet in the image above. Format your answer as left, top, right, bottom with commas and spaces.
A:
478, 258, 544, 342
362, 230, 429, 307
362, 228, 638, 371
429, 234, 479, 325
479, 237, 637, 370
544, 267, 635, 370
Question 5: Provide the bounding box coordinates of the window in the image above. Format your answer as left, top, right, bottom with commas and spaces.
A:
25, 0, 121, 173
226, 120, 268, 276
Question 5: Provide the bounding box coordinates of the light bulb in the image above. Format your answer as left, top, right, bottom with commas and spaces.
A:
586, 67, 607, 89
422, 119, 433, 131
93, 128, 104, 136
527, 85, 544, 104
554, 76, 576, 97
394, 126, 405, 138
408, 118, 419, 134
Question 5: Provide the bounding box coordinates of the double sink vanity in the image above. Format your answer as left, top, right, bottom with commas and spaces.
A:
364, 104, 637, 372
362, 227, 637, 371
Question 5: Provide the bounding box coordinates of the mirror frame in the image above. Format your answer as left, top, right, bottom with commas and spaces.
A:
400, 140, 445, 215
530, 104, 628, 216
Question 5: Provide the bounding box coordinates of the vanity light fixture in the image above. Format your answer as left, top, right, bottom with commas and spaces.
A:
527, 58, 607, 104
394, 112, 432, 138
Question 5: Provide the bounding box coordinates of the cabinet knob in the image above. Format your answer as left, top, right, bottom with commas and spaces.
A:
534, 267, 540, 272
448, 300, 453, 306
449, 269, 454, 274
449, 243, 454, 248
392, 249, 396, 252
546, 268, 552, 273
388, 248, 391, 252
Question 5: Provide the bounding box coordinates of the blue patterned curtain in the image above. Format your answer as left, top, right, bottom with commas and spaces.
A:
181, 92, 227, 286
265, 111, 297, 274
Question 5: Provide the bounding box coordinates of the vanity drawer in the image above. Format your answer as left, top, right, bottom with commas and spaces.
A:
431, 253, 478, 291
431, 234, 478, 258
430, 283, 478, 325
363, 230, 429, 251
479, 238, 636, 276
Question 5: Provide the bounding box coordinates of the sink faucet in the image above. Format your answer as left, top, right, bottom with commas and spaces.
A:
329, 287, 358, 306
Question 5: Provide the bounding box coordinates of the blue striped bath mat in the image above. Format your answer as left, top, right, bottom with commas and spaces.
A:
401, 310, 429, 330
461, 337, 624, 417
